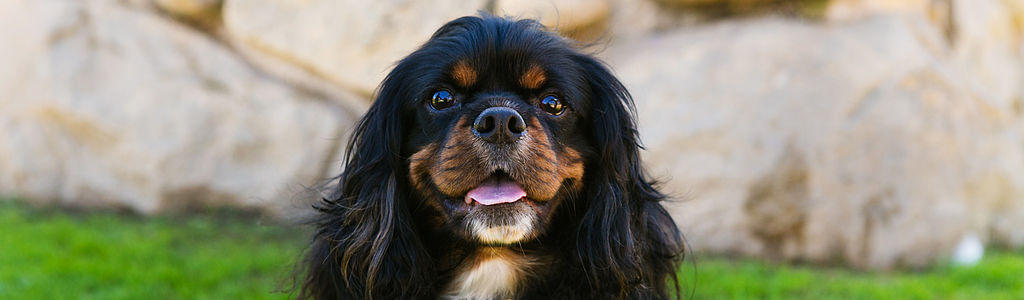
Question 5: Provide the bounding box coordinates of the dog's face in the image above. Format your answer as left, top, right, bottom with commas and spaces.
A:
400, 20, 593, 245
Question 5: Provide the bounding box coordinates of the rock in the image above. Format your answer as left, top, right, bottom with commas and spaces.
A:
601, 0, 710, 40
652, 0, 773, 5
949, 0, 1024, 249
153, 0, 222, 26
605, 0, 668, 37
0, 1, 361, 216
607, 15, 1024, 269
947, 0, 1024, 112
601, 0, 832, 40
826, 0, 935, 22
222, 0, 490, 97
493, 0, 611, 40
650, 0, 829, 18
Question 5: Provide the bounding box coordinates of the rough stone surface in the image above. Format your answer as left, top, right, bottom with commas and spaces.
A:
0, 1, 360, 215
946, 0, 1024, 112
826, 0, 934, 21
153, 0, 222, 25
494, 0, 611, 40
946, 0, 1024, 251
652, 0, 775, 5
607, 15, 1024, 269
222, 0, 490, 96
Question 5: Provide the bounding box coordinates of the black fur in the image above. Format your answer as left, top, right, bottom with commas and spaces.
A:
298, 14, 684, 299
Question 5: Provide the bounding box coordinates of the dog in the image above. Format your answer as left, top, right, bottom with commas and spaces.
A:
298, 14, 684, 300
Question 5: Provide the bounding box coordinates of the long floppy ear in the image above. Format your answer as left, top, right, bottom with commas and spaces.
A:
298, 65, 428, 299
571, 54, 685, 299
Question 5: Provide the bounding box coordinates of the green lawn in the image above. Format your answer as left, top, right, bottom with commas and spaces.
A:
684, 252, 1024, 299
1, 200, 1022, 299
0, 201, 305, 299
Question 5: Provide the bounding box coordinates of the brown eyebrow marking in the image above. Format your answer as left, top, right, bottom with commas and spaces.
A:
451, 60, 477, 87
519, 64, 546, 89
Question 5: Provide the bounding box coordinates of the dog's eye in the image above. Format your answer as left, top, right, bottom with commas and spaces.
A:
430, 90, 455, 110
539, 95, 565, 116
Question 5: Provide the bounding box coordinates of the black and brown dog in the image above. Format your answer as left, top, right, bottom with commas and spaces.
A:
298, 14, 684, 300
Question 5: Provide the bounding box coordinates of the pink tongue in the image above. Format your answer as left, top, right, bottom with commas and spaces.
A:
465, 178, 527, 205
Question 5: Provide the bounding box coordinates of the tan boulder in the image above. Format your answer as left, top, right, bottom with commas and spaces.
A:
649, 0, 829, 18
493, 0, 611, 40
0, 0, 361, 216
607, 15, 1024, 268
222, 0, 489, 96
651, 0, 774, 5
946, 0, 1024, 112
826, 0, 935, 21
947, 0, 1024, 249
153, 0, 222, 25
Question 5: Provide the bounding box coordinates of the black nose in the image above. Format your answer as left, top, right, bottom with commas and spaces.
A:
473, 107, 526, 144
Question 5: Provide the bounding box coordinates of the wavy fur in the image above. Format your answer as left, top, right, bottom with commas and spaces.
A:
298, 14, 684, 300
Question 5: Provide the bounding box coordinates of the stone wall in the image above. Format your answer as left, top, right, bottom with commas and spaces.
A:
1, 0, 1022, 268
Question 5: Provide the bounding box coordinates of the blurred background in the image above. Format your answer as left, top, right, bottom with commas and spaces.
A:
2, 0, 1023, 298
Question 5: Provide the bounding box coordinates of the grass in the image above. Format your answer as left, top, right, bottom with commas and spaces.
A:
0, 200, 305, 299
683, 253, 1024, 299
1, 200, 1022, 299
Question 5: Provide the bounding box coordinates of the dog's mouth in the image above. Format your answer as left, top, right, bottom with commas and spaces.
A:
464, 172, 527, 206
458, 171, 543, 244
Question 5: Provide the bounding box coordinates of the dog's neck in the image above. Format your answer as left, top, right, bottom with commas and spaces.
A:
443, 247, 538, 300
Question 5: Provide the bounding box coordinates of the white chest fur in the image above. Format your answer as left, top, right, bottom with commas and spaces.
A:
444, 249, 534, 300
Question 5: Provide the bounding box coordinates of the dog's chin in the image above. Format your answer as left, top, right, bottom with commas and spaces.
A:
465, 201, 539, 245
449, 172, 548, 245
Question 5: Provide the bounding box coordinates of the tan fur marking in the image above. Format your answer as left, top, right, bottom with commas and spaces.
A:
409, 142, 439, 195
451, 60, 478, 87
517, 117, 584, 200
519, 64, 546, 89
557, 147, 585, 183
433, 117, 480, 195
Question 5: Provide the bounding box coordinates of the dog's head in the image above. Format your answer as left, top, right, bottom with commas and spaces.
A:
403, 17, 596, 245
301, 15, 683, 299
